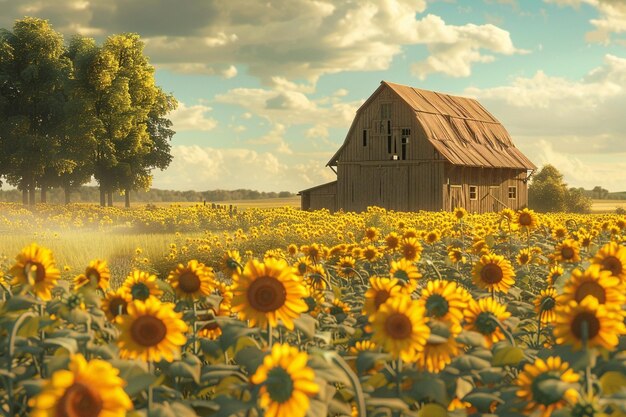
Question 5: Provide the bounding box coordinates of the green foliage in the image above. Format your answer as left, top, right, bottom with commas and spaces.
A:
529, 164, 592, 213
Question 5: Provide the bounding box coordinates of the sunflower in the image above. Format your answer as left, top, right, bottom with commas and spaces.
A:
389, 258, 421, 293
116, 298, 187, 362
516, 248, 533, 266
362, 245, 381, 262
251, 343, 319, 417
425, 230, 441, 244
231, 258, 307, 330
167, 260, 215, 301
336, 256, 357, 279
29, 354, 132, 417
534, 287, 558, 324
554, 239, 581, 264
454, 207, 467, 220
464, 297, 511, 347
400, 237, 423, 262
385, 232, 401, 251
305, 264, 327, 291
363, 276, 403, 316
419, 280, 468, 324
364, 226, 379, 241
120, 270, 162, 301
447, 247, 466, 264
221, 250, 242, 276
577, 229, 594, 249
293, 257, 312, 277
102, 290, 131, 322
349, 340, 378, 355
592, 241, 626, 282
73, 259, 110, 291
472, 253, 515, 293
370, 295, 430, 362
558, 264, 625, 308
551, 225, 568, 241
10, 243, 60, 301
553, 295, 625, 350
547, 265, 564, 285
517, 208, 539, 230
197, 309, 223, 340
515, 356, 579, 417
416, 319, 461, 373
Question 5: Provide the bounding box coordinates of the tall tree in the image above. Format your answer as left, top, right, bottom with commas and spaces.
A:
0, 18, 70, 205
529, 164, 591, 213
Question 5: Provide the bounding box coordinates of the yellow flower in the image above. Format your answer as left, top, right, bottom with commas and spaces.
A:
547, 264, 564, 285
425, 230, 441, 244
73, 259, 110, 291
102, 290, 131, 322
167, 260, 215, 301
419, 280, 468, 324
232, 258, 307, 330
400, 237, 423, 262
336, 256, 357, 278
472, 253, 515, 293
554, 295, 625, 351
221, 250, 242, 276
29, 354, 132, 417
517, 208, 539, 230
251, 344, 319, 417
592, 241, 626, 282
385, 232, 401, 251
534, 287, 558, 324
363, 276, 403, 316
551, 225, 568, 241
116, 298, 187, 362
120, 270, 163, 301
558, 264, 625, 308
554, 239, 581, 263
516, 248, 533, 266
389, 258, 421, 293
10, 243, 60, 300
464, 297, 511, 347
370, 295, 430, 361
362, 245, 381, 262
416, 319, 461, 373
516, 356, 579, 417
447, 247, 466, 264
454, 207, 467, 220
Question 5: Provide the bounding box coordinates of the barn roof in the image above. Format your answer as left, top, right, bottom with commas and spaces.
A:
327, 81, 536, 170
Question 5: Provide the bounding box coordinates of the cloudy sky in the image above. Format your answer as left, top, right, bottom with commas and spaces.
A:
3, 0, 626, 192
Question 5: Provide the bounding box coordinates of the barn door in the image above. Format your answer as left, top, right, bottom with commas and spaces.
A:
489, 186, 505, 211
449, 185, 462, 211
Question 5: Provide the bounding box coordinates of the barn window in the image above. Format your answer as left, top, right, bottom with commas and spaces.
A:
508, 186, 517, 199
401, 137, 408, 160
362, 130, 367, 146
401, 128, 411, 136
469, 186, 478, 200
387, 136, 392, 153
381, 103, 392, 119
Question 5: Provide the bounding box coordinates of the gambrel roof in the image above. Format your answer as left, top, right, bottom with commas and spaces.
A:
327, 81, 536, 170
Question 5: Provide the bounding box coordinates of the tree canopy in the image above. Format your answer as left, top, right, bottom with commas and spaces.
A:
528, 164, 591, 213
0, 17, 176, 206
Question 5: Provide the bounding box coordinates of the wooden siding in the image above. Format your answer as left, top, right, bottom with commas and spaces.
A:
442, 165, 528, 212
301, 181, 337, 211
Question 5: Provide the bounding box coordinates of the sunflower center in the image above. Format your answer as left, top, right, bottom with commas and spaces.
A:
247, 276, 287, 312
574, 282, 606, 304
602, 256, 623, 277
540, 296, 556, 312
425, 294, 450, 318
385, 313, 412, 340
373, 290, 391, 309
393, 269, 410, 283
475, 311, 498, 335
561, 247, 575, 260
297, 263, 307, 275
571, 312, 600, 341
226, 258, 239, 271
85, 268, 101, 285
403, 245, 417, 260
178, 271, 201, 293
108, 297, 127, 318
130, 315, 167, 347
518, 213, 532, 226
131, 282, 151, 301
480, 264, 504, 284
25, 262, 46, 284
266, 367, 294, 404
530, 373, 564, 406
55, 381, 103, 417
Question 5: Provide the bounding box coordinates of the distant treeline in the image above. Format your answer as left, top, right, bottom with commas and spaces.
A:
0, 186, 295, 204
579, 187, 626, 200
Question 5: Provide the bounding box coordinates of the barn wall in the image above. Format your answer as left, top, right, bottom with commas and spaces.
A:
442, 165, 528, 213
336, 85, 444, 212
301, 182, 337, 211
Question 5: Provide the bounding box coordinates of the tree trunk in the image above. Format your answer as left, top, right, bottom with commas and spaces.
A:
125, 189, 130, 208
107, 191, 113, 207
64, 187, 71, 204
100, 188, 106, 207
41, 185, 47, 204
28, 183, 35, 206
22, 188, 28, 205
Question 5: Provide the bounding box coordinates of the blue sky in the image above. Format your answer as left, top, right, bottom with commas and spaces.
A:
3, 0, 626, 192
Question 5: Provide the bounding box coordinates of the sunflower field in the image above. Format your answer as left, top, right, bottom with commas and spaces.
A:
1, 203, 626, 417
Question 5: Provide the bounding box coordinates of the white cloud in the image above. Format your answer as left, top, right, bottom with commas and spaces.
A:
248, 124, 293, 154
546, 0, 626, 43
152, 145, 335, 192
465, 53, 626, 190
222, 65, 238, 79
169, 102, 218, 132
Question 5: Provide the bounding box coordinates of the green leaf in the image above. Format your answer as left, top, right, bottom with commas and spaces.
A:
3, 295, 42, 312
455, 376, 474, 399
217, 317, 259, 352
492, 344, 525, 366
450, 354, 491, 372
356, 350, 390, 374
166, 356, 201, 384
44, 337, 78, 354
456, 330, 486, 348
464, 392, 503, 412
210, 395, 253, 417
234, 346, 264, 375
293, 314, 316, 339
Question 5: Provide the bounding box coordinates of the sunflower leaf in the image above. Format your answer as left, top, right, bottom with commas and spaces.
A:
492, 344, 525, 366
293, 314, 316, 339
464, 392, 503, 412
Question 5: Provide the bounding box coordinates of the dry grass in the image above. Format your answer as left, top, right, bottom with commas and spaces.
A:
591, 199, 626, 213
143, 196, 301, 209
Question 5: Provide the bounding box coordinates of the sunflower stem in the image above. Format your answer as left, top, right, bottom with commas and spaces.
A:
396, 358, 402, 400
192, 301, 198, 355
582, 320, 592, 401
268, 323, 273, 347
147, 361, 154, 417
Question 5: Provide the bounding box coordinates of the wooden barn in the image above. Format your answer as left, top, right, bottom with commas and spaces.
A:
299, 81, 536, 213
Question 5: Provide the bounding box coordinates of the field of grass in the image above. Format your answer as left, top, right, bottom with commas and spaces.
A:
1, 203, 626, 416
591, 199, 626, 213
